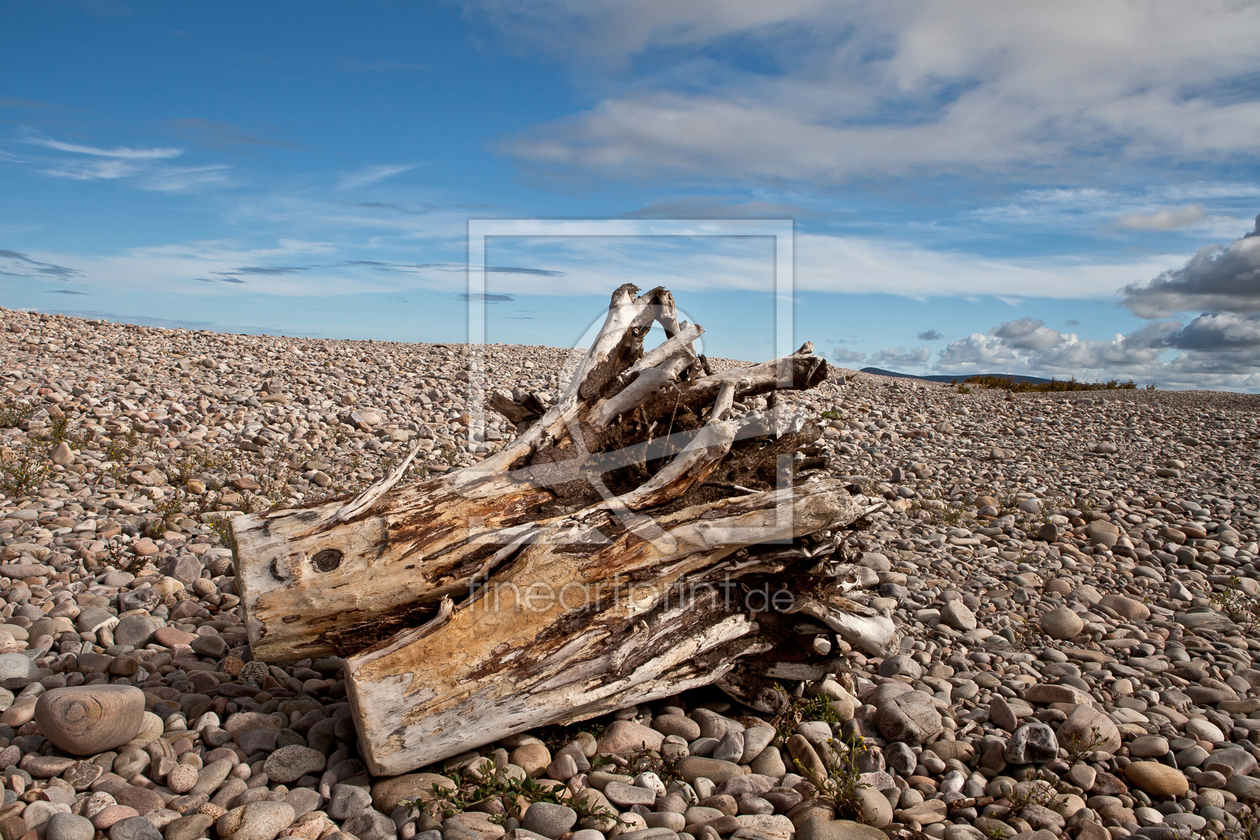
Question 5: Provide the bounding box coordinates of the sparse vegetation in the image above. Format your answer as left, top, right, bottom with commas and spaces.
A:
1062, 722, 1110, 762
1211, 576, 1260, 631
1006, 773, 1060, 810
964, 374, 1139, 393
405, 758, 622, 827
0, 441, 50, 498
0, 398, 36, 429
773, 690, 844, 741
794, 732, 870, 822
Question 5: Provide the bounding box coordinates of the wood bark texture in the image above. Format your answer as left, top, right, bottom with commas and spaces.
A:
232, 284, 895, 776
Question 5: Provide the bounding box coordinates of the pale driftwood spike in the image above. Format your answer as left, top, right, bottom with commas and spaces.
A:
330, 440, 423, 524
233, 285, 889, 776
707, 380, 736, 423
621, 322, 703, 382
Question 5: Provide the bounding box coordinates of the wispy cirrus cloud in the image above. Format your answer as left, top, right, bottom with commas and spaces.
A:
165, 118, 299, 150
0, 248, 81, 278
5, 131, 230, 191
26, 135, 182, 160
337, 164, 416, 190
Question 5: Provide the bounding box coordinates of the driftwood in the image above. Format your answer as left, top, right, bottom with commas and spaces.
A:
232, 285, 896, 776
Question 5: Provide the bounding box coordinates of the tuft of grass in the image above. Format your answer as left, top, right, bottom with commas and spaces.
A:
1006, 775, 1059, 810
0, 441, 50, 498
1062, 722, 1111, 763
1211, 576, 1260, 632
774, 691, 843, 742
0, 398, 36, 429
204, 514, 239, 557
794, 732, 870, 822
47, 414, 70, 445
404, 758, 623, 827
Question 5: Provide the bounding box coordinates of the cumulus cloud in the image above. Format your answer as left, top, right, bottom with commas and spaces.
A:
831, 347, 866, 363
869, 346, 929, 366
932, 312, 1260, 389
994, 317, 1064, 351
1115, 204, 1207, 231
1121, 214, 1260, 317
916, 329, 942, 341
1170, 312, 1260, 351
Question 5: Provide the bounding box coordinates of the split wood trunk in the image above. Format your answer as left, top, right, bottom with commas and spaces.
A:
232, 285, 897, 776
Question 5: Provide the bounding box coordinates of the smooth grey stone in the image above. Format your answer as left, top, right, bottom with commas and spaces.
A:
521, 802, 578, 839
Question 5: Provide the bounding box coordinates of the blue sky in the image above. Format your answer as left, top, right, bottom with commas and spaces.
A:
4, 2, 1260, 389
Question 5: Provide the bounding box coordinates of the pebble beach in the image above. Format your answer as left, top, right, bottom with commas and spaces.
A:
3, 305, 1260, 840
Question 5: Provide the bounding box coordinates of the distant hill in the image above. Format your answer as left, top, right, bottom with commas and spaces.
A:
859, 367, 1055, 385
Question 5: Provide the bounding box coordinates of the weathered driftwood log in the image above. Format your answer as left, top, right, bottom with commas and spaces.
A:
232, 285, 896, 775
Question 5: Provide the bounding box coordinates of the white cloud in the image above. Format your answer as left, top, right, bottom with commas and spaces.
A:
8, 132, 226, 192
337, 165, 416, 190
830, 347, 866, 363
933, 313, 1260, 390
26, 136, 183, 160
480, 1, 1260, 184
793, 233, 1185, 299
868, 345, 929, 366
1115, 204, 1207, 231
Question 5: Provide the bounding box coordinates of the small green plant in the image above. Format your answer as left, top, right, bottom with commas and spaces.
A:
0, 398, 36, 429
794, 732, 870, 822
1211, 576, 1260, 631
956, 384, 972, 394
978, 821, 1010, 840
1003, 615, 1039, 651
103, 541, 151, 576
774, 691, 843, 741
0, 442, 50, 498
438, 445, 458, 467
1062, 723, 1110, 762
204, 514, 239, 556
1006, 777, 1058, 810
404, 759, 623, 827
820, 410, 842, 421
47, 414, 70, 445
